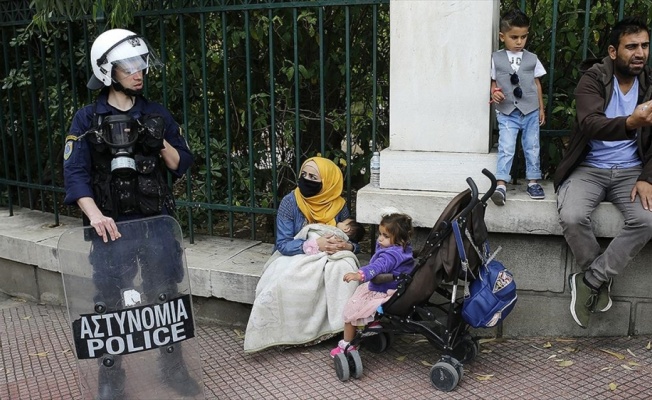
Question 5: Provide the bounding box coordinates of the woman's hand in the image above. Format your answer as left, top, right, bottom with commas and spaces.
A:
316, 235, 352, 254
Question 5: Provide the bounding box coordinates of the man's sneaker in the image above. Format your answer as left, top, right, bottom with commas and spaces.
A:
330, 339, 357, 358
595, 278, 613, 312
569, 272, 599, 328
526, 183, 545, 199
491, 187, 506, 206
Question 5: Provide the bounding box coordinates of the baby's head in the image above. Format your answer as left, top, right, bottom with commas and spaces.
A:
337, 218, 365, 243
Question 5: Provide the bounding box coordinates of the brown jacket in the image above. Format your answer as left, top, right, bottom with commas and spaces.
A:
553, 56, 652, 190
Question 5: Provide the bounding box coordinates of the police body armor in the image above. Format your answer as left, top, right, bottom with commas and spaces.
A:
87, 112, 173, 218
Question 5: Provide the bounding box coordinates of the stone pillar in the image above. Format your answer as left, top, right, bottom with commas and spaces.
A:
357, 0, 501, 227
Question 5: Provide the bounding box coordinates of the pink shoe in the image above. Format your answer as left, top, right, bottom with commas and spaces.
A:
330, 340, 357, 358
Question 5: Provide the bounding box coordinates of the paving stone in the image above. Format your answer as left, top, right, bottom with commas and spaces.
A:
2, 297, 652, 399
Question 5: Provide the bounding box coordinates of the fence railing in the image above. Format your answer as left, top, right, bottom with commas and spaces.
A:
0, 0, 390, 243
0, 0, 648, 242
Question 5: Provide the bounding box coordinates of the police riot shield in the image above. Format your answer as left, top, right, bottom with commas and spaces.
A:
58, 215, 204, 400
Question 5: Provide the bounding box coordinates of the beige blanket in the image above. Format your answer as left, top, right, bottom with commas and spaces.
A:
243, 224, 360, 353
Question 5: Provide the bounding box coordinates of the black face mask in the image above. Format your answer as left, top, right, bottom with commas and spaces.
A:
298, 177, 323, 198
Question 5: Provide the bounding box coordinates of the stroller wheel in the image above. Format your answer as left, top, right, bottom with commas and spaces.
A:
347, 350, 364, 379
451, 357, 464, 381
333, 353, 350, 381
430, 361, 460, 392
452, 335, 479, 364
363, 332, 390, 353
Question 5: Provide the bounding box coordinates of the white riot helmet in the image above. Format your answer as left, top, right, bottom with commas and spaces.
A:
87, 29, 162, 90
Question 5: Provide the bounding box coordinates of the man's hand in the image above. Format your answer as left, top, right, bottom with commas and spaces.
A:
631, 180, 652, 211
77, 197, 121, 243
90, 214, 121, 242
626, 101, 652, 130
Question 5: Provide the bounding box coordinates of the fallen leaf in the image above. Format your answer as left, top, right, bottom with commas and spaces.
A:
420, 360, 433, 367
600, 349, 626, 360
628, 361, 641, 367
609, 382, 618, 391
600, 367, 613, 371
646, 341, 651, 350
543, 342, 552, 348
233, 329, 245, 339
627, 349, 637, 358
621, 364, 634, 371
481, 349, 493, 354
548, 355, 559, 360
475, 374, 494, 381
478, 338, 496, 344
558, 360, 574, 367
12, 297, 27, 303
554, 338, 577, 343
564, 347, 579, 353
413, 339, 429, 345
396, 355, 407, 362
29, 352, 48, 357
22, 316, 31, 320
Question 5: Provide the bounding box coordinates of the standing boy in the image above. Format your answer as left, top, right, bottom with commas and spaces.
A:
490, 9, 547, 205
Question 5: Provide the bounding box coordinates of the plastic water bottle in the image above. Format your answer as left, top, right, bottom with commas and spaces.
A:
370, 151, 380, 187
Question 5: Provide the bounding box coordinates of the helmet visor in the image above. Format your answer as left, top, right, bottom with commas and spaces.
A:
112, 51, 162, 76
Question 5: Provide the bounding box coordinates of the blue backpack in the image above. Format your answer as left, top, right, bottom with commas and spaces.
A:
462, 259, 517, 328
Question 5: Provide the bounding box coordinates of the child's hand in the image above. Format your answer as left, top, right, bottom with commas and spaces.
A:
491, 87, 504, 104
343, 272, 361, 283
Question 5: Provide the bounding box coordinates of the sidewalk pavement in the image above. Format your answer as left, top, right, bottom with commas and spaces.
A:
1, 293, 651, 400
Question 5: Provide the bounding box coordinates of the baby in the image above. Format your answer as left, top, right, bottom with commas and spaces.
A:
302, 218, 365, 255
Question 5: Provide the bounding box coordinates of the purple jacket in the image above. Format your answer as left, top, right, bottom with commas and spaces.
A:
362, 243, 415, 293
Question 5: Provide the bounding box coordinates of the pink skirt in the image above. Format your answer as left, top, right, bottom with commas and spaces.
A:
342, 282, 396, 327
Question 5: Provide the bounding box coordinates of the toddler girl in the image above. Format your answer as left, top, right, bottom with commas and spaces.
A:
331, 213, 415, 357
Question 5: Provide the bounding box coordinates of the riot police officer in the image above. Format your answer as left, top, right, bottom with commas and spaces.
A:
63, 29, 199, 399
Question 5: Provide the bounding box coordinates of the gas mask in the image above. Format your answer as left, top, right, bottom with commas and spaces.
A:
99, 115, 139, 177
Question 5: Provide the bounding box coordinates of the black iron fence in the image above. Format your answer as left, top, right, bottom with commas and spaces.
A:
0, 0, 650, 242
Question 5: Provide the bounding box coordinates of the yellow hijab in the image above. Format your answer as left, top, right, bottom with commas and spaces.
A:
294, 157, 346, 226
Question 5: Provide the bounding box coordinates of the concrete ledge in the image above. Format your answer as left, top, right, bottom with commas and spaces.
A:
0, 207, 271, 307
356, 181, 624, 237
3, 205, 652, 337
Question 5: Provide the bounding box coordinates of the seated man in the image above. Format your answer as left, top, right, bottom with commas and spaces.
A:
554, 16, 652, 328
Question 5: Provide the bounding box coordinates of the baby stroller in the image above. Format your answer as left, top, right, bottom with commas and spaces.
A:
333, 169, 499, 392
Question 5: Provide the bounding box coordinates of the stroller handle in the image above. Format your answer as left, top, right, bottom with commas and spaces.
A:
460, 176, 480, 218
479, 168, 498, 204
460, 169, 497, 218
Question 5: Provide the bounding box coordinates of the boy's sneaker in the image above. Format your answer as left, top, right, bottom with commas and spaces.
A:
330, 340, 357, 358
569, 272, 599, 328
491, 187, 506, 206
526, 183, 545, 199
595, 278, 613, 313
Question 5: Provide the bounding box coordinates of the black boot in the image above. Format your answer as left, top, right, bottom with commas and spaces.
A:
159, 345, 202, 396
96, 356, 125, 400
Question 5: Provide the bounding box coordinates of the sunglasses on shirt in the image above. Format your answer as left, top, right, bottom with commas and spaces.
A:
510, 73, 523, 99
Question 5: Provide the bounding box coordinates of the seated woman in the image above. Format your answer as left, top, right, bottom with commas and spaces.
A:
244, 157, 361, 353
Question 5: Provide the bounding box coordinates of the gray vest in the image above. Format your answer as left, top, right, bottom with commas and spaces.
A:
493, 49, 539, 115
